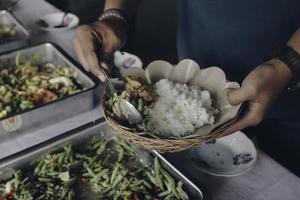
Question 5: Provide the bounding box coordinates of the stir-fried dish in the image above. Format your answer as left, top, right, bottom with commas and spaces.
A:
0, 22, 17, 39
0, 136, 188, 200
106, 75, 218, 137
106, 76, 156, 128
0, 53, 82, 119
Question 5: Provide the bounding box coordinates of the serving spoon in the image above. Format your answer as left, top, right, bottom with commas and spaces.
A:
102, 70, 143, 125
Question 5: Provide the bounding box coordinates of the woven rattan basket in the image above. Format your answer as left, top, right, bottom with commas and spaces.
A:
104, 108, 240, 152
103, 59, 242, 152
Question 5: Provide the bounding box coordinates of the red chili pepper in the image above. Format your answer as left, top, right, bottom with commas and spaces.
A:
35, 90, 58, 104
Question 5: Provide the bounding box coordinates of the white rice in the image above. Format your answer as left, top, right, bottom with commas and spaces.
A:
148, 79, 218, 137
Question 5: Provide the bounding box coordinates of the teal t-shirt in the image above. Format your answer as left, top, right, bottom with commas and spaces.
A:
177, 0, 300, 118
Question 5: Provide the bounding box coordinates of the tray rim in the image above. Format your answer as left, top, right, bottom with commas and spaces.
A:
0, 42, 100, 121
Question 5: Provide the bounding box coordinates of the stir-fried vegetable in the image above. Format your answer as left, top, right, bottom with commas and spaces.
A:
0, 53, 82, 119
106, 76, 156, 129
0, 136, 188, 200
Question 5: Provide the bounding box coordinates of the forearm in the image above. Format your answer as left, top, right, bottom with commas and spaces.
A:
104, 0, 140, 19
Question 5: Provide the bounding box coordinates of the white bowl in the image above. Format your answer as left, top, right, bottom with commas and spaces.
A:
36, 12, 79, 31
185, 131, 257, 177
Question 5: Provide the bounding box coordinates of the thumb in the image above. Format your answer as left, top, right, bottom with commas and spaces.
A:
227, 87, 252, 106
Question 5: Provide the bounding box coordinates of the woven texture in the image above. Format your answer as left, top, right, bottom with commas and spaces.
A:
103, 106, 239, 153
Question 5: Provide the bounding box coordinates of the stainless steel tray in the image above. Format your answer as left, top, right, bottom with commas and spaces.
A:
0, 10, 29, 52
0, 122, 203, 199
0, 43, 98, 136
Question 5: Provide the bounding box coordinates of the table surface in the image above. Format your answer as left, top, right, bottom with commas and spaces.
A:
7, 0, 300, 200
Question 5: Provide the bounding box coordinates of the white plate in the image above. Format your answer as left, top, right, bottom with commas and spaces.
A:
185, 131, 257, 177
36, 12, 79, 31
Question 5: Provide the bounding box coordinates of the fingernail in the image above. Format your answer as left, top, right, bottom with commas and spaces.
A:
101, 62, 109, 70
97, 74, 107, 82
224, 82, 240, 90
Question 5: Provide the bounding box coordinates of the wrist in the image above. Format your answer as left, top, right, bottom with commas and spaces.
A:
98, 9, 128, 42
104, 0, 139, 19
92, 19, 127, 49
272, 46, 300, 86
266, 58, 293, 83
99, 9, 128, 25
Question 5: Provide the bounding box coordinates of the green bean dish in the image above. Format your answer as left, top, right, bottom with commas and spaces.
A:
0, 136, 188, 200
0, 53, 82, 119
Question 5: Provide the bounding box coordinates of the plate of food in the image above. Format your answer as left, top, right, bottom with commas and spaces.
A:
103, 59, 242, 152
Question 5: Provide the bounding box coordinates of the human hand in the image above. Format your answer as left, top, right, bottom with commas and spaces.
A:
222, 59, 293, 135
73, 17, 127, 82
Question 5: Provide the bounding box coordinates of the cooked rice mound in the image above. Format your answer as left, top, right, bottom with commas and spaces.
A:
148, 79, 218, 137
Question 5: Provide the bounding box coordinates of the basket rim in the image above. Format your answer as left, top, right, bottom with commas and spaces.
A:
103, 106, 239, 142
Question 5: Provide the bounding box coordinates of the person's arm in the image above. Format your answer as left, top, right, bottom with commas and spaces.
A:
73, 0, 139, 82
223, 28, 300, 134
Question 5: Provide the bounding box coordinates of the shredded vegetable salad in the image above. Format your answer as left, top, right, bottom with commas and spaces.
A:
0, 53, 82, 119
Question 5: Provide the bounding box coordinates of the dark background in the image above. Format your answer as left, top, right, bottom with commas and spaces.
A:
47, 0, 178, 65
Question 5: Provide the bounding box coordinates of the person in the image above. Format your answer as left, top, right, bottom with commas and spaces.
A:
73, 0, 300, 175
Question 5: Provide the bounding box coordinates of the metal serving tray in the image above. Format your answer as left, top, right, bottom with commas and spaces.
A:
0, 43, 98, 136
0, 10, 29, 52
0, 122, 203, 199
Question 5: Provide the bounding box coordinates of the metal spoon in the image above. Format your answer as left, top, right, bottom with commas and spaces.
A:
100, 64, 143, 124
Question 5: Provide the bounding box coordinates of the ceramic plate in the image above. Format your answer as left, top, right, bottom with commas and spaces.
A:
185, 131, 257, 177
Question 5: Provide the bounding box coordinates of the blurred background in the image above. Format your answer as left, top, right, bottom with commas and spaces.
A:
47, 0, 178, 65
